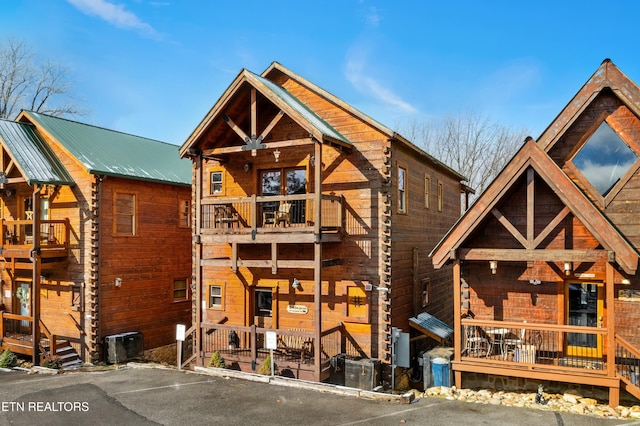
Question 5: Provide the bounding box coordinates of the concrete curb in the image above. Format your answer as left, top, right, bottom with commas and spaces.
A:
192, 365, 414, 403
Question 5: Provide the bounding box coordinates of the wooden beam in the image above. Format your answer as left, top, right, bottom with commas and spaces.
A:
453, 260, 462, 387
321, 258, 343, 267
533, 206, 570, 248
457, 248, 611, 262
231, 242, 238, 274
259, 110, 285, 142
491, 208, 529, 248
201, 138, 313, 156
201, 258, 316, 269
527, 168, 534, 244
250, 88, 257, 156
222, 114, 250, 144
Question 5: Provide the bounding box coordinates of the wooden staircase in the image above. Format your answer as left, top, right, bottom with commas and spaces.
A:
615, 335, 640, 402
44, 339, 83, 370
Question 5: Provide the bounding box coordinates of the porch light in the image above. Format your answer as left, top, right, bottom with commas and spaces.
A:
115, 277, 122, 288
273, 149, 281, 162
291, 278, 300, 290
489, 260, 497, 274
563, 261, 572, 276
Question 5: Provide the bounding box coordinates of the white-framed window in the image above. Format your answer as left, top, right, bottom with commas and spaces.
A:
209, 284, 224, 309
210, 171, 223, 195
437, 182, 443, 212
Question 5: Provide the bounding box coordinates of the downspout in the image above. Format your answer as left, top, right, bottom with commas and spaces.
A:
30, 184, 42, 365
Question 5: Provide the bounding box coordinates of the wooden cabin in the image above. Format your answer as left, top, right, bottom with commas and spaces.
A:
431, 59, 640, 407
0, 111, 192, 366
179, 62, 470, 383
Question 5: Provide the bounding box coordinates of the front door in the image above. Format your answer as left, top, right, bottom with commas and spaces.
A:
566, 282, 603, 358
16, 282, 30, 331
254, 288, 274, 329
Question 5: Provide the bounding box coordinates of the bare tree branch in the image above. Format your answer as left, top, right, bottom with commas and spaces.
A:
0, 38, 84, 119
397, 111, 528, 202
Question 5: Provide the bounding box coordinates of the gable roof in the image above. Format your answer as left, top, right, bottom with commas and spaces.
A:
430, 138, 639, 274
21, 111, 191, 186
180, 68, 350, 157
537, 59, 640, 151
262, 62, 467, 182
0, 119, 75, 186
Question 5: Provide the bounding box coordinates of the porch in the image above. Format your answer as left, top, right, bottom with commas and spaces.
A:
182, 322, 368, 382
199, 194, 344, 243
457, 319, 640, 401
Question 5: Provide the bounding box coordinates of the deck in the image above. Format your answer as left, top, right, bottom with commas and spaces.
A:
458, 319, 640, 400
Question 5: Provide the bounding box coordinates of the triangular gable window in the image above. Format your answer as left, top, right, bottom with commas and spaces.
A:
572, 122, 638, 198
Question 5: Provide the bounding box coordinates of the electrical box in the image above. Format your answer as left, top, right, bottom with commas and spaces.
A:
104, 332, 143, 364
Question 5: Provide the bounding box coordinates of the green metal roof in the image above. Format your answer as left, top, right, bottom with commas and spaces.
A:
25, 111, 191, 186
249, 72, 351, 145
0, 119, 75, 186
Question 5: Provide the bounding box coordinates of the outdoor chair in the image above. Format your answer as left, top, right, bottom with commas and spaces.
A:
463, 325, 488, 357
503, 323, 526, 360
263, 202, 291, 227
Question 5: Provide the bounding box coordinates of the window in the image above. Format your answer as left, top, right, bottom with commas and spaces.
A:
398, 166, 407, 213
255, 289, 273, 317
437, 182, 443, 212
179, 199, 191, 228
572, 122, 638, 197
210, 171, 223, 195
209, 284, 223, 309
173, 279, 188, 302
422, 278, 430, 307
260, 167, 307, 224
114, 193, 136, 235
424, 175, 431, 209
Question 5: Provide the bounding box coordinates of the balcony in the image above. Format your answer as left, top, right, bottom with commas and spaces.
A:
199, 194, 344, 244
1, 219, 70, 261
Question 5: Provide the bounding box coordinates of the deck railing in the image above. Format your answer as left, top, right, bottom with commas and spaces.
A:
200, 194, 343, 232
615, 334, 640, 386
1, 219, 69, 250
460, 319, 607, 372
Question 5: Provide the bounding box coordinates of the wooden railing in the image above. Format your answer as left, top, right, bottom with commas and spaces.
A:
0, 312, 34, 355
1, 219, 70, 251
615, 334, 640, 394
200, 194, 343, 232
196, 322, 364, 375
460, 319, 607, 372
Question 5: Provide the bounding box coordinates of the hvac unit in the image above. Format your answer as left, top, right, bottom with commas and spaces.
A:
104, 332, 143, 364
344, 358, 381, 391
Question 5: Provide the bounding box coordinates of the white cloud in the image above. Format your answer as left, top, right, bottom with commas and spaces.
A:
366, 7, 381, 28
67, 0, 161, 39
345, 47, 417, 114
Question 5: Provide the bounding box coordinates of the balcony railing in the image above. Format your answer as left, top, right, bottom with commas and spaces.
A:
461, 319, 607, 372
1, 219, 69, 257
200, 194, 343, 233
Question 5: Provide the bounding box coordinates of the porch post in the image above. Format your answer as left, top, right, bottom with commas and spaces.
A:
606, 262, 619, 407
313, 140, 322, 382
194, 154, 203, 365
453, 259, 462, 388
31, 185, 42, 366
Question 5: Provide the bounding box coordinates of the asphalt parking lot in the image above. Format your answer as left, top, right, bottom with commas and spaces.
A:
0, 365, 632, 425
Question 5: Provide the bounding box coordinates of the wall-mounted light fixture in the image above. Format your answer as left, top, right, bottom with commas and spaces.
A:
563, 261, 572, 276
243, 162, 252, 172
489, 260, 497, 274
115, 277, 122, 288
273, 149, 281, 162
310, 155, 315, 167
291, 278, 300, 290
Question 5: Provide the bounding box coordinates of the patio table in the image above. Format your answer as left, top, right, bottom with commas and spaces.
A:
485, 327, 509, 357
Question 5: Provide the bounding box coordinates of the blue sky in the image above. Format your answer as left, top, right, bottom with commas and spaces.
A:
1, 1, 638, 146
